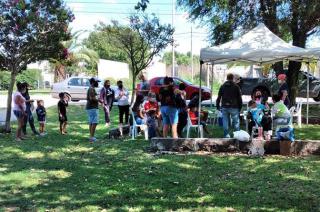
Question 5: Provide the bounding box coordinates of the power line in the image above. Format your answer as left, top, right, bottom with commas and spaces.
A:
73, 10, 185, 15
67, 1, 173, 5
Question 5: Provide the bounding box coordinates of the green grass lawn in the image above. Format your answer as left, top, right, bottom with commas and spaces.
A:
0, 88, 51, 95
0, 106, 320, 211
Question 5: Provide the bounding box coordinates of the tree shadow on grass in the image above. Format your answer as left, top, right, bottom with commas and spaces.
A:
0, 106, 320, 211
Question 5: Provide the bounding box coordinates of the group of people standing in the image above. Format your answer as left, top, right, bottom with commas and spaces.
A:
216, 73, 291, 138
85, 77, 130, 142
13, 71, 291, 142
12, 82, 47, 141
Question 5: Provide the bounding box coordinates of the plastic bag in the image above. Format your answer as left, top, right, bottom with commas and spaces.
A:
248, 138, 265, 156
276, 127, 295, 142
233, 130, 250, 142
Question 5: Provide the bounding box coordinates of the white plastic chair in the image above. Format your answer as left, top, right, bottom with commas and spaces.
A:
185, 111, 204, 138
289, 100, 302, 128
129, 107, 148, 140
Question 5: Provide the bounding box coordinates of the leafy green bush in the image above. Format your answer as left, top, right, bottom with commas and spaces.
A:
0, 69, 43, 90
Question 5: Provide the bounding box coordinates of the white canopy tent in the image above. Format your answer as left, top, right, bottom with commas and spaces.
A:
197, 24, 320, 133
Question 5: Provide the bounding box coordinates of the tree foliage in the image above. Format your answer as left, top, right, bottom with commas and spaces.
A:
0, 0, 74, 131
84, 24, 128, 62
51, 31, 99, 81
177, 0, 320, 104
107, 14, 174, 102
162, 51, 199, 66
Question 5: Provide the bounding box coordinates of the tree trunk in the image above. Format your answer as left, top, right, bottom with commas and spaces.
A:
131, 75, 137, 105
5, 71, 17, 132
54, 65, 66, 82
272, 62, 284, 75
287, 33, 307, 106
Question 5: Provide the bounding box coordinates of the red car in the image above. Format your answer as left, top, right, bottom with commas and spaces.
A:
136, 77, 211, 101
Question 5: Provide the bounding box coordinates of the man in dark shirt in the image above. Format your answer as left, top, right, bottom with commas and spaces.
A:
216, 73, 243, 138
58, 92, 69, 135
277, 74, 290, 108
159, 77, 178, 138
86, 77, 100, 143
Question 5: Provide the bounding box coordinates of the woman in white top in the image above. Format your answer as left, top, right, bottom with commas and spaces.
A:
115, 80, 129, 136
13, 82, 27, 141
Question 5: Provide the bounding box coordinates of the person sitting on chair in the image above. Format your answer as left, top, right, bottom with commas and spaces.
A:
188, 106, 209, 134
144, 92, 160, 139
271, 94, 291, 125
132, 94, 146, 125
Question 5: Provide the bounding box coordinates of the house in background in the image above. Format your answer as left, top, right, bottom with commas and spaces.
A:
27, 60, 54, 88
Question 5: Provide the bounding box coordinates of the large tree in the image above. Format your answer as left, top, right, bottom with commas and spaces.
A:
0, 0, 74, 132
106, 14, 174, 102
51, 31, 100, 82
83, 24, 128, 63
177, 0, 320, 104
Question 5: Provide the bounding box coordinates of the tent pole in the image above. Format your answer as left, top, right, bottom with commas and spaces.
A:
211, 63, 214, 108
307, 61, 310, 125
198, 61, 203, 137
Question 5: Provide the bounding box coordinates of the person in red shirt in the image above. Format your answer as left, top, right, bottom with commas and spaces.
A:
188, 106, 209, 134
144, 92, 160, 139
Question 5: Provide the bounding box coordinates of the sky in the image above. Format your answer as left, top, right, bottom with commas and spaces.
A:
64, 0, 209, 56
64, 0, 320, 57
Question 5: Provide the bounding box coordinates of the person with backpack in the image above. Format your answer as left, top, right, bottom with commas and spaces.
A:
100, 80, 114, 127
216, 73, 243, 138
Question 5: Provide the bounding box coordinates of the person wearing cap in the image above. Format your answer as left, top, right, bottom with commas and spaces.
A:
277, 74, 290, 108
21, 82, 39, 136
86, 77, 100, 143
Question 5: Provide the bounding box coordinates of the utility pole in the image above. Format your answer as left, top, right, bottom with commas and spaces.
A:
171, 0, 175, 77
191, 26, 193, 82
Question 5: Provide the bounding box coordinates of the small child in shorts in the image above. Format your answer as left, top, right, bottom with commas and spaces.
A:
36, 100, 46, 136
58, 92, 69, 135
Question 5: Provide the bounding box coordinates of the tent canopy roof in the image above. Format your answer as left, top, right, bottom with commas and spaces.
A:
200, 24, 315, 64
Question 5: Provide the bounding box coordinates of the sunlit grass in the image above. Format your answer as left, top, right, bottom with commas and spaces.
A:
0, 105, 319, 211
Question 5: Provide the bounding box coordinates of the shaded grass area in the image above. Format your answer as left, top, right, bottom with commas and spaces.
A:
0, 106, 320, 211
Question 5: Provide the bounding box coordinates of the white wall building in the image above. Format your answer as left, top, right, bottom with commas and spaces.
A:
143, 61, 166, 80
98, 59, 129, 80
27, 60, 54, 87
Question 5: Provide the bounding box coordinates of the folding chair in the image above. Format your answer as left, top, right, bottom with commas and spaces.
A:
289, 100, 302, 128
129, 107, 148, 140
184, 111, 204, 138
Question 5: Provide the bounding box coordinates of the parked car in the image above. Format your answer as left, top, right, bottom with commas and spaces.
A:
239, 71, 320, 101
136, 77, 211, 101
51, 77, 117, 101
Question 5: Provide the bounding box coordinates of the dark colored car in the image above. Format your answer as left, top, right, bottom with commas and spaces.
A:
239, 71, 320, 101
136, 77, 211, 101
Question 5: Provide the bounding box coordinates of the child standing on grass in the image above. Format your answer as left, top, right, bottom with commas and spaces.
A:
58, 92, 69, 135
36, 100, 46, 136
